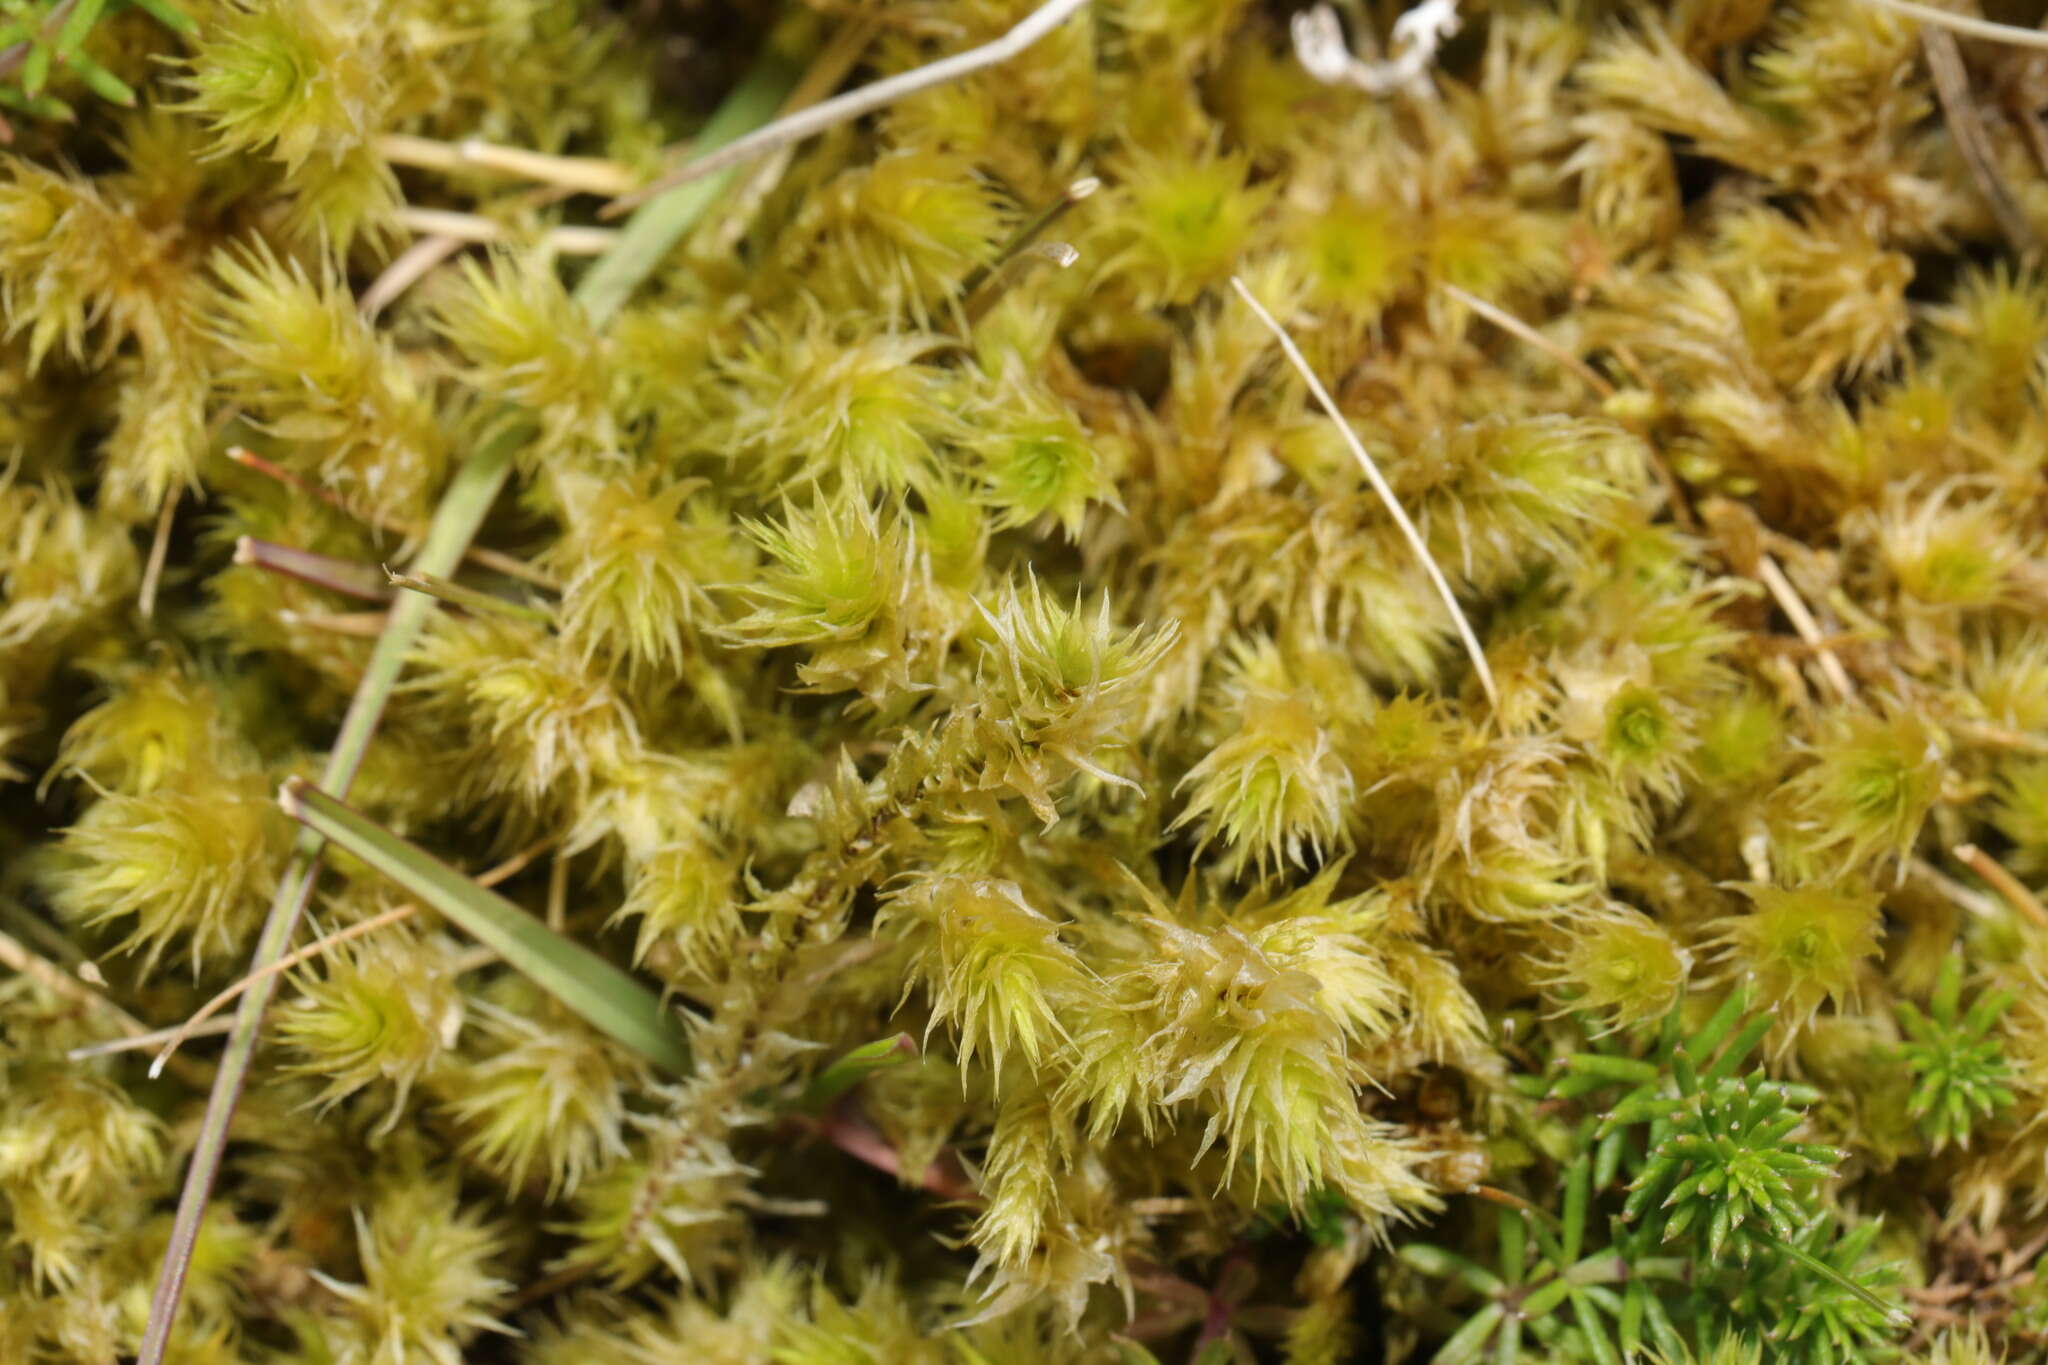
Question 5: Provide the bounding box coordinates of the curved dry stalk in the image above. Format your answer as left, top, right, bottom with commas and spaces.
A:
69, 1016, 234, 1060
228, 446, 556, 587
149, 905, 412, 1078
1920, 28, 2036, 253
138, 487, 179, 619
960, 174, 1099, 317
148, 836, 552, 1077
396, 205, 615, 254
1230, 276, 1500, 710
1753, 554, 1857, 703
1441, 283, 1615, 399
375, 132, 637, 196
1858, 0, 2048, 49
1291, 0, 1461, 96
360, 233, 464, 317
1955, 843, 2048, 932
601, 0, 1089, 218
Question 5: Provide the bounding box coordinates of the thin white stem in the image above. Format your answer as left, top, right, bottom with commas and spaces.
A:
148, 904, 418, 1078
139, 486, 180, 620
1440, 284, 1615, 399
375, 133, 638, 196
70, 1017, 235, 1060
1857, 0, 2048, 48
1754, 554, 1857, 703
1910, 856, 2004, 921
146, 836, 552, 1077
603, 0, 1089, 216
360, 234, 464, 317
1956, 843, 2048, 932
278, 609, 392, 637
1230, 277, 1499, 710
396, 207, 616, 255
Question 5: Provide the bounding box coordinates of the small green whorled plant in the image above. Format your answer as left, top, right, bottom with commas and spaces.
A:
1403, 993, 1909, 1363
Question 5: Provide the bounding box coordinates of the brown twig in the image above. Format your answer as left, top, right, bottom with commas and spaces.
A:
1954, 843, 2048, 931
799, 1097, 980, 1202
228, 447, 557, 588
235, 537, 394, 602
1754, 554, 1859, 704
1921, 29, 2039, 254
139, 487, 180, 620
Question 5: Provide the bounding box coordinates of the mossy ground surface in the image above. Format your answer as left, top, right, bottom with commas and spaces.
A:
4, 0, 2048, 1361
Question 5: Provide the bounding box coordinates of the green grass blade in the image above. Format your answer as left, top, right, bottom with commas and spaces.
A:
280, 777, 691, 1073
141, 26, 802, 1347
137, 426, 522, 1365
571, 39, 805, 327
316, 432, 522, 801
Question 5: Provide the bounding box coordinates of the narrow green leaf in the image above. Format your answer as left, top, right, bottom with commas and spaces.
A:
131, 0, 199, 34
796, 1033, 917, 1112
54, 0, 107, 56
1704, 1014, 1773, 1081
1617, 1280, 1645, 1356
280, 778, 691, 1073
572, 38, 806, 327
1493, 1314, 1519, 1365
1499, 1204, 1526, 1287
1593, 1127, 1625, 1189
1684, 987, 1749, 1060
1565, 1054, 1661, 1086
65, 49, 134, 106
1520, 1275, 1572, 1321
22, 41, 50, 96
1562, 1158, 1590, 1265
1931, 953, 1963, 1021
1640, 1289, 1687, 1362
1571, 1291, 1621, 1365
139, 426, 524, 1365
1434, 1303, 1505, 1365
1764, 1231, 1912, 1329
0, 85, 73, 119
1400, 1244, 1505, 1297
